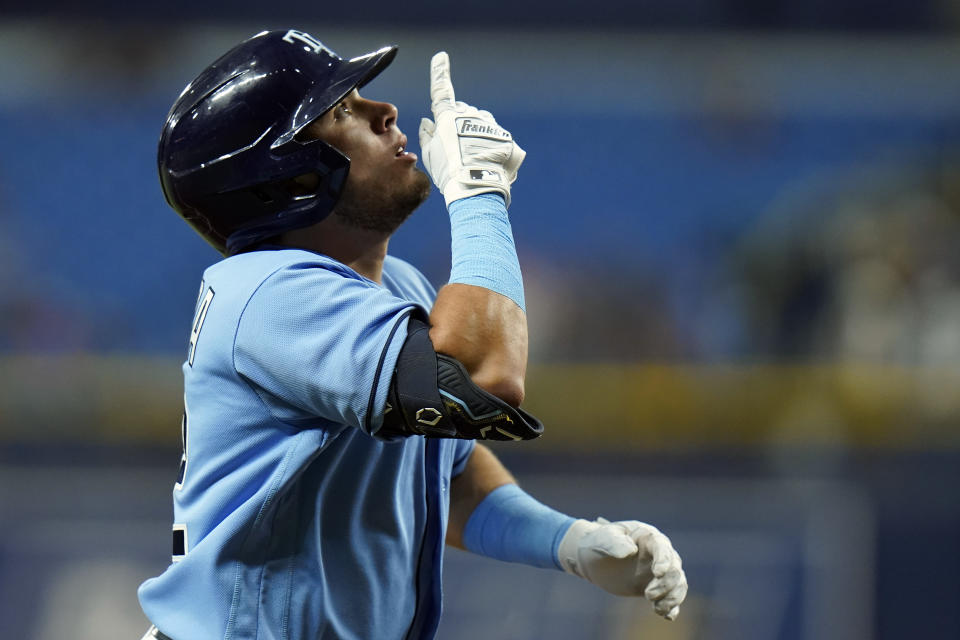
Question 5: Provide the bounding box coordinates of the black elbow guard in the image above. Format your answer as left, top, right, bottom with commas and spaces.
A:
377, 315, 544, 441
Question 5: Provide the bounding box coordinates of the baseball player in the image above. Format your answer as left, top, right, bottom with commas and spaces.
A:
138, 29, 687, 640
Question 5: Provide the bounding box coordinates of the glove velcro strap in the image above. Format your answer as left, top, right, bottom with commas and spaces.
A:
556, 518, 597, 577
444, 168, 510, 207
459, 166, 506, 188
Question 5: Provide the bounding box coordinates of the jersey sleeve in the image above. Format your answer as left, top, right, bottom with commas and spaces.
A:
234, 262, 420, 434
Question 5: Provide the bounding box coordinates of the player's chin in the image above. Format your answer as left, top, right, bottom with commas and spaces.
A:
392, 169, 431, 217
410, 167, 432, 204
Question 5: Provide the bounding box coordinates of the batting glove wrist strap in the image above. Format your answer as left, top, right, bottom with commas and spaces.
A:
418, 52, 525, 207
462, 483, 576, 569
557, 518, 689, 620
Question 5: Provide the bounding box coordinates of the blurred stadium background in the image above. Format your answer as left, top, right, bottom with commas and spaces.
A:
2, 2, 960, 638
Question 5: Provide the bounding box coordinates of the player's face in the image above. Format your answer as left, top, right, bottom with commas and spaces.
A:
301, 90, 431, 233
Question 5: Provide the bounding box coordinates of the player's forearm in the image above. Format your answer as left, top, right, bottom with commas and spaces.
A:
428, 193, 528, 407
448, 447, 689, 620
429, 284, 528, 407
446, 444, 517, 549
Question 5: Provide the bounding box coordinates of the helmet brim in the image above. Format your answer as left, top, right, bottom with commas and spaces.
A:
275, 45, 398, 148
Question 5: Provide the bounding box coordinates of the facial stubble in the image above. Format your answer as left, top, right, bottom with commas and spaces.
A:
333, 167, 432, 234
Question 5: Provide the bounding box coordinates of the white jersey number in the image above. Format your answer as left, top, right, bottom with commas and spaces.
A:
172, 281, 213, 561
188, 283, 215, 367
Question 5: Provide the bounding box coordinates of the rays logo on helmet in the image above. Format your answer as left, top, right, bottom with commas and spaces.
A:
282, 30, 335, 56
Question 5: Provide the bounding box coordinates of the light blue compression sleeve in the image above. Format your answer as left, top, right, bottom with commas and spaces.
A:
447, 193, 525, 312
462, 483, 576, 570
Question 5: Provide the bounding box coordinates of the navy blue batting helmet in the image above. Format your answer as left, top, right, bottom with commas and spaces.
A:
158, 29, 397, 255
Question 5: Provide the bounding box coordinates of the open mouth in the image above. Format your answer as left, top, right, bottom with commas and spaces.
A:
395, 135, 412, 159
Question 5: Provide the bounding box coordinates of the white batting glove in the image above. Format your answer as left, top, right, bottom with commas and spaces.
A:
557, 518, 688, 621
418, 51, 526, 207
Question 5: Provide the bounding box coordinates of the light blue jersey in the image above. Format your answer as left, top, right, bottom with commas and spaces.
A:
138, 248, 475, 640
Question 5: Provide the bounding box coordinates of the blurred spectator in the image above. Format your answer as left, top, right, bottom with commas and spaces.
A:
523, 255, 687, 362
733, 156, 960, 364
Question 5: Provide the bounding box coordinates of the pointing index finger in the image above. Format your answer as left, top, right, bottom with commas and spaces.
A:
430, 51, 456, 115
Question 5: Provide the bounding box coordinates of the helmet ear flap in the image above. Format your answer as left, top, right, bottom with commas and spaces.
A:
247, 171, 324, 205
222, 149, 351, 256
248, 182, 290, 205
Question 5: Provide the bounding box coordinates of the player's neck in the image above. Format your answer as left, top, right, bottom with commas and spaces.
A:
333, 233, 389, 283
279, 217, 390, 283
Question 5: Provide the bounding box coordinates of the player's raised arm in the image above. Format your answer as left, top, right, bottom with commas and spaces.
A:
418, 52, 529, 407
